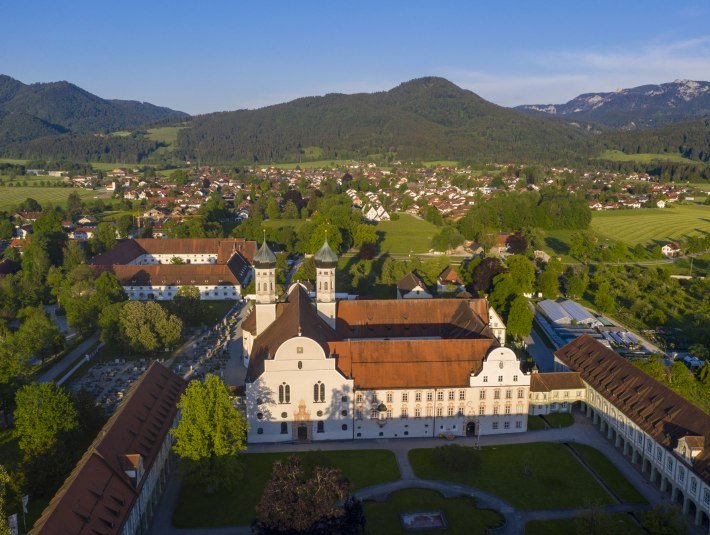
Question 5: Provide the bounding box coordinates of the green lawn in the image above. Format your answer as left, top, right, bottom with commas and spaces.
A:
525, 513, 644, 534
542, 412, 574, 428
146, 126, 186, 145
0, 186, 108, 210
570, 444, 646, 504
173, 449, 399, 528
409, 443, 614, 511
197, 300, 237, 326
526, 416, 546, 430
591, 205, 710, 246
375, 213, 439, 255
364, 489, 503, 535
598, 149, 695, 163
259, 159, 354, 170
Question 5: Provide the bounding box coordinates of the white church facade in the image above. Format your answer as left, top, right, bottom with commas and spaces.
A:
242, 239, 529, 444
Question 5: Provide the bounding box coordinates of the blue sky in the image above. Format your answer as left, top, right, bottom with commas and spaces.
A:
1, 0, 709, 114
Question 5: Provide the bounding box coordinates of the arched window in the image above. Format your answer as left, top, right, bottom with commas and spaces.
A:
285, 384, 290, 403
314, 383, 319, 402
324, 281, 328, 290
278, 385, 284, 404
317, 421, 324, 433
320, 383, 325, 402
280, 422, 288, 434
279, 384, 290, 404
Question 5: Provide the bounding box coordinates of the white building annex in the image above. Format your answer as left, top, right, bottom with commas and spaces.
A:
242, 239, 530, 444
91, 238, 256, 300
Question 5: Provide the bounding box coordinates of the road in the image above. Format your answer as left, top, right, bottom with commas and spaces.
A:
38, 332, 100, 383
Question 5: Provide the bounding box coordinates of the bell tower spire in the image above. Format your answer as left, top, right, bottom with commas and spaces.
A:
314, 234, 338, 328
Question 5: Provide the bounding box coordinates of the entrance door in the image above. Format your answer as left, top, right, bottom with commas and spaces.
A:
466, 421, 476, 437
297, 424, 308, 441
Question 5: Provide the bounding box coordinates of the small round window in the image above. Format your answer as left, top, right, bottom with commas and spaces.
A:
257, 412, 263, 420
317, 410, 323, 417
281, 412, 287, 418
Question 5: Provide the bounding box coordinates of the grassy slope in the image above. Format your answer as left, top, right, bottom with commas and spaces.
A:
173, 449, 399, 528
364, 489, 503, 535
570, 444, 646, 503
375, 213, 439, 255
409, 443, 614, 510
590, 204, 710, 246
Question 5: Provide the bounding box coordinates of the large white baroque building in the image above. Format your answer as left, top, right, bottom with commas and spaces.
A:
91, 238, 255, 300
242, 239, 528, 444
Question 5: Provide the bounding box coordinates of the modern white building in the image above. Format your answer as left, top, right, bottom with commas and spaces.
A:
242, 240, 528, 444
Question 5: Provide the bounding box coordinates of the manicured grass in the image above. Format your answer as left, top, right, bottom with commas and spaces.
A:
375, 213, 439, 255
262, 218, 308, 231
590, 205, 710, 247
542, 412, 574, 428
525, 513, 644, 534
526, 416, 546, 430
173, 449, 400, 528
598, 149, 694, 163
364, 489, 503, 535
409, 443, 614, 511
570, 444, 646, 504
0, 186, 108, 210
198, 300, 237, 326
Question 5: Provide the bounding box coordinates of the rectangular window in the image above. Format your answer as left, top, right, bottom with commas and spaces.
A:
415, 407, 421, 418
505, 389, 512, 399
656, 450, 662, 462
504, 422, 510, 429
437, 391, 444, 401
459, 390, 466, 401
666, 459, 673, 473
458, 407, 464, 416
386, 409, 392, 419
518, 389, 524, 399
505, 405, 511, 415
515, 421, 522, 429
690, 479, 697, 493
564, 391, 569, 398
483, 376, 488, 383
427, 392, 433, 402
356, 394, 363, 403
498, 375, 503, 382
426, 406, 433, 417
494, 390, 500, 400
479, 390, 486, 400
436, 407, 443, 417
493, 405, 499, 415
402, 392, 409, 402
492, 422, 499, 430
513, 375, 518, 382
386, 393, 393, 403
704, 490, 710, 506
415, 392, 422, 402
678, 468, 685, 483
448, 391, 455, 401
401, 407, 408, 418
447, 406, 454, 417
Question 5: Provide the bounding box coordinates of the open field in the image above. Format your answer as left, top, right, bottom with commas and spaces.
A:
0, 157, 30, 165
365, 489, 503, 535
259, 159, 355, 170
146, 126, 186, 145
409, 443, 615, 510
173, 449, 399, 527
525, 513, 645, 535
375, 213, 439, 254
598, 149, 696, 163
591, 205, 710, 246
422, 160, 459, 167
0, 186, 109, 210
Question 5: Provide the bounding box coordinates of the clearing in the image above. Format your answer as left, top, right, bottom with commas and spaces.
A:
375, 213, 439, 255
598, 149, 696, 164
0, 186, 109, 210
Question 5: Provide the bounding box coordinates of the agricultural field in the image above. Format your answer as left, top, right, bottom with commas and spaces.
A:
375, 213, 439, 255
146, 126, 186, 145
598, 149, 695, 163
259, 159, 356, 170
591, 205, 710, 246
0, 186, 108, 210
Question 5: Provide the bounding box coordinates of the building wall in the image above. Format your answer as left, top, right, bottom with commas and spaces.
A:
130, 253, 218, 265
124, 284, 240, 300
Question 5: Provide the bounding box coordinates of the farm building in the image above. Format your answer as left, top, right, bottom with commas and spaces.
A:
538, 299, 602, 328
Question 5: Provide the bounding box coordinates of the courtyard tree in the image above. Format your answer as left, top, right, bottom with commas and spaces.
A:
536, 270, 560, 299
14, 382, 78, 455
254, 455, 364, 534
172, 375, 247, 493
171, 285, 203, 325
507, 295, 534, 340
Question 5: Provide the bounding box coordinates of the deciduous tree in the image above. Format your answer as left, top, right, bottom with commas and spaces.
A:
14, 382, 77, 455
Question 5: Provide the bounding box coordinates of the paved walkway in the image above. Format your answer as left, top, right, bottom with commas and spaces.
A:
151, 412, 677, 534
38, 332, 100, 383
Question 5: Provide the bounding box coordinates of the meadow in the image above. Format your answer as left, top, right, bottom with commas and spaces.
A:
590, 204, 710, 246
0, 186, 108, 210
598, 149, 695, 163
375, 213, 440, 254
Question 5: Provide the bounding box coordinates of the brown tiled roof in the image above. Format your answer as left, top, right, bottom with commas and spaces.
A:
530, 372, 585, 392
396, 272, 428, 293
30, 362, 186, 535
111, 264, 237, 286
241, 308, 256, 335
555, 334, 710, 483
90, 238, 256, 266
335, 298, 492, 339
329, 338, 496, 389
437, 266, 463, 285
246, 286, 339, 382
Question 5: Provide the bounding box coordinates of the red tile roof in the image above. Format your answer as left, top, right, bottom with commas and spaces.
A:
30, 362, 186, 535
530, 372, 585, 392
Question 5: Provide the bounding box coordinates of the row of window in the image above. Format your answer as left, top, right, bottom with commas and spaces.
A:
482, 375, 519, 383
533, 390, 584, 400
256, 420, 527, 435
355, 403, 525, 419
273, 382, 333, 404
355, 388, 526, 404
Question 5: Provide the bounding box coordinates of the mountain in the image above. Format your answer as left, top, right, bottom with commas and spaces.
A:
176, 77, 586, 164
0, 74, 188, 143
516, 80, 710, 129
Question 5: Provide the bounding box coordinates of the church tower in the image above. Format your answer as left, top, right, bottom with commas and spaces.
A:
253, 238, 277, 334
314, 237, 338, 328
